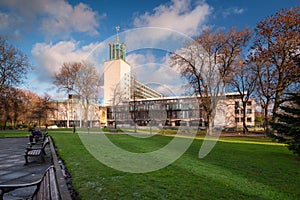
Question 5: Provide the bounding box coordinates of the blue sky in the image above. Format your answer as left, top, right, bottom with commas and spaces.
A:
0, 0, 298, 100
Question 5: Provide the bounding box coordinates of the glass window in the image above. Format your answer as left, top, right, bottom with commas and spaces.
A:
247, 117, 252, 122
247, 109, 252, 114
235, 101, 239, 107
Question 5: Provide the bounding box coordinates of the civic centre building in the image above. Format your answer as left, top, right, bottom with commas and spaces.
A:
49, 31, 255, 130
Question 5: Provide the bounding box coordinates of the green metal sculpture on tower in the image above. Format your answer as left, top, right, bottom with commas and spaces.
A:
109, 26, 126, 61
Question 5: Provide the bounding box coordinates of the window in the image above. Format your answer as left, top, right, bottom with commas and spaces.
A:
235, 101, 240, 107
247, 117, 252, 122
235, 117, 240, 123
247, 101, 252, 106
247, 109, 252, 114
235, 109, 240, 114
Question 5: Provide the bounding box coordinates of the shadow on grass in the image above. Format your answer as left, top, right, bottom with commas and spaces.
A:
50, 132, 300, 199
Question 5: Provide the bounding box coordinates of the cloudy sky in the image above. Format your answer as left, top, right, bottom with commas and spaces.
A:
0, 0, 298, 100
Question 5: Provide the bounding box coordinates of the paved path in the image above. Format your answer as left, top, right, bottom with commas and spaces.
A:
0, 137, 52, 199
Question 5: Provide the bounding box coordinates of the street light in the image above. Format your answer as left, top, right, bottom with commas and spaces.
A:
73, 110, 76, 133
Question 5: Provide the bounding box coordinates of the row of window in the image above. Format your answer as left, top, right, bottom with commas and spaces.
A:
235, 117, 252, 122
235, 109, 252, 114
108, 110, 203, 120
235, 101, 252, 107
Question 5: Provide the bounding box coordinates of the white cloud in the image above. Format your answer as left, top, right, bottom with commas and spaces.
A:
41, 2, 101, 36
222, 7, 245, 18
133, 0, 211, 36
31, 40, 102, 77
0, 0, 101, 37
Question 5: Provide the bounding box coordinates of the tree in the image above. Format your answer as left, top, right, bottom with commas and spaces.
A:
251, 59, 276, 135
250, 7, 300, 128
0, 87, 46, 129
170, 27, 250, 134
0, 37, 31, 93
228, 61, 257, 134
54, 61, 101, 127
31, 94, 55, 128
271, 93, 300, 157
111, 81, 128, 129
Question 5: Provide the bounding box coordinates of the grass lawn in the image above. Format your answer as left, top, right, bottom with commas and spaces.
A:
0, 130, 31, 137
1, 130, 299, 199
48, 130, 299, 200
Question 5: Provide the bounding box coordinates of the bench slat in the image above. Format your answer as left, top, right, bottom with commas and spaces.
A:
28, 149, 41, 156
49, 167, 60, 200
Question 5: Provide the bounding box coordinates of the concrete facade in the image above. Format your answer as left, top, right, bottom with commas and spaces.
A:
103, 59, 131, 106
106, 94, 255, 129
49, 97, 101, 128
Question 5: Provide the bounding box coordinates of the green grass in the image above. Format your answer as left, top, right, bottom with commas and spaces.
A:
0, 130, 30, 137
45, 131, 300, 200
0, 129, 299, 199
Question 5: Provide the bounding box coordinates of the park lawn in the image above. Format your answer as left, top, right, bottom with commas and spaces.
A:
48, 131, 300, 200
0, 130, 30, 137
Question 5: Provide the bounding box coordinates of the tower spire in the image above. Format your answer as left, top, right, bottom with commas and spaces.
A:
109, 26, 126, 61
115, 26, 120, 43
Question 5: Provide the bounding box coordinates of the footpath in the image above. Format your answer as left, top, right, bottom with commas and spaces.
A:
0, 137, 71, 199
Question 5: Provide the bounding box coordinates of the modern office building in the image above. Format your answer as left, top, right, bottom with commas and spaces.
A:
103, 29, 255, 129
131, 79, 163, 100
103, 27, 162, 106
49, 27, 255, 130
106, 93, 255, 128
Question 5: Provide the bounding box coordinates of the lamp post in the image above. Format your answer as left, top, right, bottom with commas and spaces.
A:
73, 110, 76, 133
148, 104, 152, 135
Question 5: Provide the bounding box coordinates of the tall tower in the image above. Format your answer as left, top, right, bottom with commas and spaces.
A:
104, 27, 131, 106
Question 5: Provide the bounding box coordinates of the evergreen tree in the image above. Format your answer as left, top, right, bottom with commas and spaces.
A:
272, 93, 300, 157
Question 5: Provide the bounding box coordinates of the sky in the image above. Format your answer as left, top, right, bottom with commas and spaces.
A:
0, 0, 298, 101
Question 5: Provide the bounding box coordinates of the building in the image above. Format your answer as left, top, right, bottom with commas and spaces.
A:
49, 94, 102, 128
106, 94, 255, 129
225, 93, 256, 129
50, 27, 255, 130
103, 27, 162, 106
131, 79, 163, 100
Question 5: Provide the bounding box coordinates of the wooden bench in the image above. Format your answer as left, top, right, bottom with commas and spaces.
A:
25, 136, 49, 164
28, 131, 49, 146
0, 165, 61, 200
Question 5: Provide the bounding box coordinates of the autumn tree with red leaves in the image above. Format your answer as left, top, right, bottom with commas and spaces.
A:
250, 7, 300, 134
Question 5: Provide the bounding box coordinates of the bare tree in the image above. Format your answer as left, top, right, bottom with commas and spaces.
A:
228, 61, 257, 134
111, 82, 128, 129
0, 37, 31, 93
54, 61, 101, 127
170, 27, 250, 135
250, 7, 300, 127
250, 59, 276, 134
111, 74, 138, 132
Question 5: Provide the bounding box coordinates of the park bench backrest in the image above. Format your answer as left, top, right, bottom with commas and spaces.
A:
43, 137, 49, 148
34, 166, 61, 200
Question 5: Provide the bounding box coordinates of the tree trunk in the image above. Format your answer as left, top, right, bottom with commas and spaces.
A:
272, 68, 284, 125
242, 102, 248, 134
206, 115, 212, 135
263, 99, 270, 137
272, 89, 283, 124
